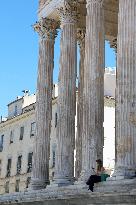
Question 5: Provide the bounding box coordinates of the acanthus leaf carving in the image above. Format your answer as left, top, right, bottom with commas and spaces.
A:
33, 17, 59, 39
58, 0, 78, 25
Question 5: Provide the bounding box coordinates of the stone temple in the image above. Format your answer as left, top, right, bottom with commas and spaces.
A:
0, 0, 136, 204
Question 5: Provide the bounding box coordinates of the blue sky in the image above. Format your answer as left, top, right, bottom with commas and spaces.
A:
0, 0, 116, 117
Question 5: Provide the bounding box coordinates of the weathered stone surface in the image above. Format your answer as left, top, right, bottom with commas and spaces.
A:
53, 1, 77, 186
113, 0, 136, 179
75, 29, 85, 179
30, 18, 58, 190
95, 178, 136, 193
39, 0, 46, 9
79, 0, 105, 182
0, 188, 136, 205
38, 0, 118, 41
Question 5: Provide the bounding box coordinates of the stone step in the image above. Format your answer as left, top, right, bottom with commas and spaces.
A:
94, 178, 136, 193
0, 187, 136, 205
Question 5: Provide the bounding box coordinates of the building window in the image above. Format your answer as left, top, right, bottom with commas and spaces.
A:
0, 160, 2, 177
15, 179, 20, 192
10, 131, 14, 144
17, 155, 22, 175
55, 113, 57, 127
26, 177, 31, 189
6, 158, 12, 177
53, 150, 55, 168
0, 135, 4, 152
27, 152, 33, 173
20, 126, 24, 140
30, 122, 36, 137
14, 105, 17, 116
5, 181, 9, 193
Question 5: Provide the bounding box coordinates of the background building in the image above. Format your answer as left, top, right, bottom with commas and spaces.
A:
0, 85, 58, 194
0, 72, 115, 194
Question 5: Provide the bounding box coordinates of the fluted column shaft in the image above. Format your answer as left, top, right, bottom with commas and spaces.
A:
54, 1, 77, 185
30, 19, 58, 190
75, 30, 85, 179
115, 0, 136, 178
80, 0, 104, 181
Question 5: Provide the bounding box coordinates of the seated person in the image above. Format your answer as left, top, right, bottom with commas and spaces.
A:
86, 159, 109, 192
100, 167, 110, 182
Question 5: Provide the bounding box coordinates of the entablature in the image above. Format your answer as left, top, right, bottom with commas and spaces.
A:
38, 0, 118, 40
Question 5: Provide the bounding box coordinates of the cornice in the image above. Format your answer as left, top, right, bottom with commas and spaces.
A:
0, 110, 35, 129
0, 98, 57, 129
38, 0, 63, 19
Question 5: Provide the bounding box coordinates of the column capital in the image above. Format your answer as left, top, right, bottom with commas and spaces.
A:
33, 18, 59, 40
58, 0, 77, 25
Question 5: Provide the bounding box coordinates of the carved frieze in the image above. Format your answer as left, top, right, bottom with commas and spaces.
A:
33, 18, 59, 39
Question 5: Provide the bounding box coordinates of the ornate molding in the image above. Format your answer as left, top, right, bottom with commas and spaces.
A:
58, 0, 78, 25
33, 18, 59, 39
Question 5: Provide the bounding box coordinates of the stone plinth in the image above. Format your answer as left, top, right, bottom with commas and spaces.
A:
94, 178, 136, 193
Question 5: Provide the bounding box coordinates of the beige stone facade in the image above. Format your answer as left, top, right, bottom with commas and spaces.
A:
0, 90, 58, 194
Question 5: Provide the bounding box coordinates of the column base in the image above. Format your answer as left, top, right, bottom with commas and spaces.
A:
46, 181, 89, 193
74, 180, 89, 190
94, 178, 136, 193
108, 166, 136, 181
29, 178, 49, 190
52, 176, 75, 187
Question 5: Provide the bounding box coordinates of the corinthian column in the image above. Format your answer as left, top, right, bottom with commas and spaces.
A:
75, 29, 85, 179
114, 0, 136, 179
80, 0, 104, 182
30, 18, 58, 190
54, 0, 77, 186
